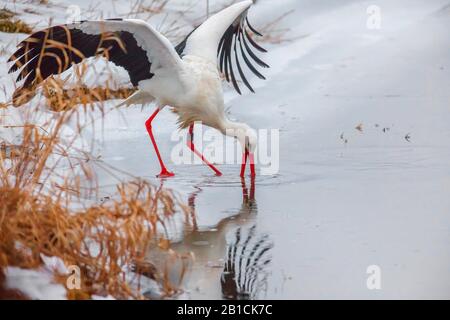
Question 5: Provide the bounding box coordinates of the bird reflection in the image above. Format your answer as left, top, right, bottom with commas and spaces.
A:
134, 177, 274, 299
241, 176, 256, 208
221, 226, 273, 300
176, 176, 273, 300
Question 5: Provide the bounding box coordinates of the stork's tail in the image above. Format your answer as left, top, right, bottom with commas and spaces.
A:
115, 90, 154, 108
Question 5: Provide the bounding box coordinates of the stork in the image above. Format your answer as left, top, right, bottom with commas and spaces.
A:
7, 0, 269, 178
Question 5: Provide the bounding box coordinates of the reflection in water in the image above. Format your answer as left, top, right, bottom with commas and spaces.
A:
172, 177, 273, 299
221, 226, 273, 300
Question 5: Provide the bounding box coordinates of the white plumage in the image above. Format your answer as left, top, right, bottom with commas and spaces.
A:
8, 0, 268, 177
183, 1, 253, 61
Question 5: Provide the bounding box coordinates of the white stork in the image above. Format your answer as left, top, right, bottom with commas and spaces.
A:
8, 0, 269, 178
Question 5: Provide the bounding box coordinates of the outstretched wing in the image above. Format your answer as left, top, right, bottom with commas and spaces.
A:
177, 0, 268, 95
8, 19, 182, 88
217, 12, 269, 94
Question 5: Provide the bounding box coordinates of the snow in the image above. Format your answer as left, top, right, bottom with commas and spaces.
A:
1, 0, 449, 299
4, 267, 67, 300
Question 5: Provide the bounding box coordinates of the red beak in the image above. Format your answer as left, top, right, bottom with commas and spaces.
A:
240, 149, 256, 178
249, 152, 255, 177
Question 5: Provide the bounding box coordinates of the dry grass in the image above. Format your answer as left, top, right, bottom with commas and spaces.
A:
0, 179, 185, 299
0, 19, 33, 34
0, 9, 33, 34
11, 81, 136, 111
0, 87, 191, 298
1, 29, 192, 299
0, 8, 15, 20
41, 80, 136, 112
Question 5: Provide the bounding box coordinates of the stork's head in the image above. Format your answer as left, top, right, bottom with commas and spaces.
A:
234, 123, 257, 154
223, 120, 257, 177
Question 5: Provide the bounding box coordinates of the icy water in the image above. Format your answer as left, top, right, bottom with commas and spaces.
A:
86, 0, 450, 299
96, 144, 450, 299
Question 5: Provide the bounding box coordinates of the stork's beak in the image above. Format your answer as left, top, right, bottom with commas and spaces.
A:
240, 148, 256, 178
249, 152, 255, 177
240, 149, 248, 177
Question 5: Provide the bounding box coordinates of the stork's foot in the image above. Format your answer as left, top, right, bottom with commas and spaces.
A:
210, 165, 222, 176
157, 169, 175, 178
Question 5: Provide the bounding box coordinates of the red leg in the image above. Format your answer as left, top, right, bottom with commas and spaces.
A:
187, 123, 222, 176
249, 153, 256, 177
145, 108, 174, 178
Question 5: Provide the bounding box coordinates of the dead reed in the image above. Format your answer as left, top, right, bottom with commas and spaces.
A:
1, 22, 191, 299
0, 9, 33, 34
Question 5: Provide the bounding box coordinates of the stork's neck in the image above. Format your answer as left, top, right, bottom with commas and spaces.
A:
219, 118, 249, 137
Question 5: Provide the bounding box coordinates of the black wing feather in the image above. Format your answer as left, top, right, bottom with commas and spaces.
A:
245, 17, 262, 37
175, 11, 269, 95
234, 34, 254, 93
238, 32, 266, 80
217, 11, 269, 94
244, 30, 267, 53
241, 30, 269, 68
8, 21, 154, 88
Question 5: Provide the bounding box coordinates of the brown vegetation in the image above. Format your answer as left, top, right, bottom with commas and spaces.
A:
0, 9, 33, 34
1, 39, 190, 299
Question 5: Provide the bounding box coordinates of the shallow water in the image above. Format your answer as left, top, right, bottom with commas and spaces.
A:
92, 142, 450, 299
